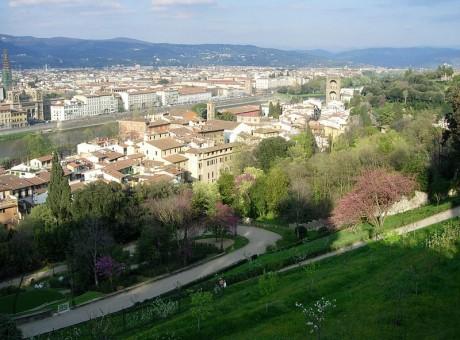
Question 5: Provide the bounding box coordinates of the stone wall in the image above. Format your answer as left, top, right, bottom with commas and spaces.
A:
387, 191, 429, 216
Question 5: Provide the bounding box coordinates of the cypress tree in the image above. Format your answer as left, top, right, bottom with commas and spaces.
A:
46, 152, 71, 224
268, 102, 274, 117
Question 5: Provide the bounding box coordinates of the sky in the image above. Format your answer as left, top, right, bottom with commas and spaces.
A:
1, 0, 459, 51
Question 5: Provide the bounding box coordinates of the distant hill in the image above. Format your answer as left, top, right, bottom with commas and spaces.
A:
1, 34, 460, 69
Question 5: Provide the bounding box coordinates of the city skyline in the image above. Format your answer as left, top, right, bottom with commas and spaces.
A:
1, 0, 460, 51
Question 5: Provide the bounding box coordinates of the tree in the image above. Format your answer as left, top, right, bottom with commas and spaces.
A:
296, 297, 336, 340
208, 202, 238, 250
95, 256, 124, 290
25, 205, 64, 262
8, 228, 39, 313
190, 290, 213, 331
258, 271, 279, 312
289, 130, 316, 160
254, 137, 293, 172
145, 189, 196, 264
23, 134, 53, 159
69, 219, 113, 289
268, 102, 275, 117
443, 82, 460, 183
234, 168, 261, 216
216, 111, 236, 121
0, 314, 22, 340
72, 182, 139, 243
46, 153, 71, 224
217, 172, 235, 205
332, 169, 416, 231
289, 177, 311, 228
264, 167, 289, 215
191, 182, 220, 217
191, 103, 207, 119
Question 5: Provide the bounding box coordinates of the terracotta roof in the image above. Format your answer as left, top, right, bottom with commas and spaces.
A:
163, 154, 188, 164
148, 119, 171, 128
35, 154, 53, 162
178, 86, 209, 95
186, 143, 238, 155
253, 128, 278, 134
105, 158, 138, 171
103, 168, 126, 181
136, 174, 173, 183
146, 138, 184, 151
224, 105, 260, 116
0, 175, 35, 191
142, 160, 164, 168
200, 120, 239, 132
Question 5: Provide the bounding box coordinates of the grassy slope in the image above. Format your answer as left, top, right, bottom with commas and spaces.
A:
0, 289, 64, 314
127, 218, 460, 339
225, 199, 458, 277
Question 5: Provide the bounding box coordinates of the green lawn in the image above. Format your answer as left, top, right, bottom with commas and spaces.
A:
39, 203, 460, 339
73, 291, 104, 306
224, 199, 460, 280
123, 218, 460, 339
0, 289, 64, 314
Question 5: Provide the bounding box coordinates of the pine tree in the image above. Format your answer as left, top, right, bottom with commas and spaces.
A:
46, 152, 71, 224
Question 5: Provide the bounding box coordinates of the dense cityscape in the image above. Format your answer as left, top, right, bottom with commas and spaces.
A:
1, 0, 460, 339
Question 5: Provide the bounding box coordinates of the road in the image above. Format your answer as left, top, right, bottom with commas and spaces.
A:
0, 95, 271, 136
19, 225, 280, 338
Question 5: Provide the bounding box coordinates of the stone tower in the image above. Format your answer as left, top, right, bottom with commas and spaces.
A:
326, 76, 341, 105
2, 49, 12, 91
207, 101, 216, 121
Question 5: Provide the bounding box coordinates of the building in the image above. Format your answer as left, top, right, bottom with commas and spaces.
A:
50, 94, 117, 121
2, 49, 12, 92
0, 104, 28, 129
326, 77, 341, 104
30, 155, 53, 170
5, 88, 44, 121
185, 143, 237, 183
50, 99, 84, 121
118, 90, 160, 111
177, 87, 212, 104
197, 120, 239, 144
73, 94, 117, 117
140, 138, 186, 161
157, 89, 179, 106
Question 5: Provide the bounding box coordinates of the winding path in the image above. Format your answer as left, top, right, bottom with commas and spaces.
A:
18, 206, 460, 337
19, 225, 281, 338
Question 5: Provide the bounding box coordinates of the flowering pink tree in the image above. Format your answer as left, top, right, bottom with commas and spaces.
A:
209, 202, 239, 250
332, 169, 416, 230
95, 256, 124, 289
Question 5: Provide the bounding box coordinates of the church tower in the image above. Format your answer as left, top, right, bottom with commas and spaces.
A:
207, 101, 216, 120
326, 76, 341, 105
2, 49, 12, 91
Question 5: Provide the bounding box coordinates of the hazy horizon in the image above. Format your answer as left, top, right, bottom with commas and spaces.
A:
1, 0, 459, 51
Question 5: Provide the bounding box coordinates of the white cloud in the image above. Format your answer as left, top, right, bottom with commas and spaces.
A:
9, 0, 122, 8
151, 0, 216, 11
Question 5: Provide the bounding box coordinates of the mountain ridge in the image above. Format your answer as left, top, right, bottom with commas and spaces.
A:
1, 34, 459, 69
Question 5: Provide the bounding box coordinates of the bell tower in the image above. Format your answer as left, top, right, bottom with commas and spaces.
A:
207, 101, 216, 121
326, 76, 341, 105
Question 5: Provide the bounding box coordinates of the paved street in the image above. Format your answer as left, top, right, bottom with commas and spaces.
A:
19, 225, 280, 338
